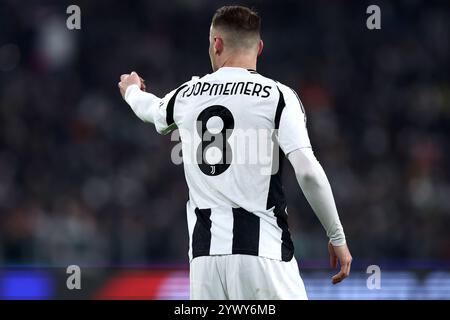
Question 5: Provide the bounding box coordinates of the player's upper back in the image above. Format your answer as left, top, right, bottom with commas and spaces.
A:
175, 67, 279, 132
161, 67, 310, 210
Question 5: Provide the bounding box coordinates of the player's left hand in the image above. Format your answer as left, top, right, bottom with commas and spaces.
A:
118, 71, 145, 99
328, 242, 352, 285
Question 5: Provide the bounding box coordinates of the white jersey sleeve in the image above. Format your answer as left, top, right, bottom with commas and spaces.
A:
288, 148, 346, 246
276, 84, 311, 155
125, 82, 190, 135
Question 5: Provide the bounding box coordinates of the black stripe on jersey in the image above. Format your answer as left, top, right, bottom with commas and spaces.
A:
232, 208, 260, 256
268, 86, 295, 261
274, 202, 294, 262
192, 208, 212, 258
267, 146, 294, 262
166, 84, 189, 127
274, 87, 286, 129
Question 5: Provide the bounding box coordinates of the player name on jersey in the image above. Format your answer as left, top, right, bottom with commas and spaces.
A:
182, 81, 272, 98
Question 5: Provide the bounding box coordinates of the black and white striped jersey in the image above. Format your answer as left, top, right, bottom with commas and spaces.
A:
152, 67, 311, 262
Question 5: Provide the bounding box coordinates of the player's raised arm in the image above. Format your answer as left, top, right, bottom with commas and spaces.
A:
276, 84, 352, 284
118, 71, 186, 134
118, 71, 158, 122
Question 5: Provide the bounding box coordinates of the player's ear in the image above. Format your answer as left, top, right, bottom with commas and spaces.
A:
214, 37, 224, 55
257, 40, 264, 56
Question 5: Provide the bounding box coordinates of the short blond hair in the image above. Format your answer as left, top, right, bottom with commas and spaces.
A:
212, 6, 261, 49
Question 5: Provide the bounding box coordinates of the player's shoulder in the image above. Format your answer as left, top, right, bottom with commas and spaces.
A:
266, 79, 306, 116
170, 76, 205, 99
270, 80, 297, 99
250, 73, 296, 96
178, 76, 201, 90
272, 80, 303, 106
178, 73, 212, 91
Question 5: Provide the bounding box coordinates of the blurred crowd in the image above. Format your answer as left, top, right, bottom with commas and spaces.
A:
0, 0, 449, 266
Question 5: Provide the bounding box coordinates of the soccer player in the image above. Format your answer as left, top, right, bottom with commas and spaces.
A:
118, 5, 352, 299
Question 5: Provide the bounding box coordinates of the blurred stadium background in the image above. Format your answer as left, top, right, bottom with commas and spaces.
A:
0, 0, 449, 299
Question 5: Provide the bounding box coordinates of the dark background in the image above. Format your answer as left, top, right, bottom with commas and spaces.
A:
0, 0, 449, 269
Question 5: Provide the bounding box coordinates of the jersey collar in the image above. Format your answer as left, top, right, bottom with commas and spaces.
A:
217, 67, 258, 74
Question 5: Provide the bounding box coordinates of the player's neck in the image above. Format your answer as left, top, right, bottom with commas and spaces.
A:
220, 55, 257, 71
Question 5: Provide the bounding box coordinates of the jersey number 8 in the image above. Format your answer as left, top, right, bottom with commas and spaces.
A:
196, 105, 234, 176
